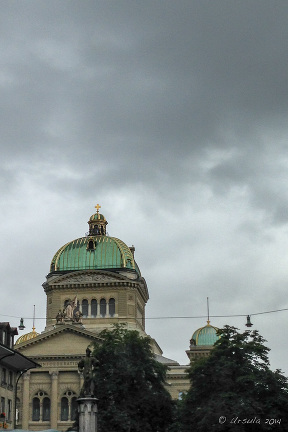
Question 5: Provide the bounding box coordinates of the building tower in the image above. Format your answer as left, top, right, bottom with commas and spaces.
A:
44, 205, 149, 334
15, 206, 188, 431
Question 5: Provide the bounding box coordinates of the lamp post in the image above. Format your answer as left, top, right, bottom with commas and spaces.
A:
13, 369, 27, 429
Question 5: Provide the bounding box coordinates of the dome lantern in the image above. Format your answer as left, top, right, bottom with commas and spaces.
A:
88, 204, 108, 236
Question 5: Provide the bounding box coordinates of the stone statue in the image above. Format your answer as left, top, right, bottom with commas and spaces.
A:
78, 347, 98, 397
56, 309, 64, 323
75, 310, 83, 323
64, 297, 77, 320
190, 338, 196, 347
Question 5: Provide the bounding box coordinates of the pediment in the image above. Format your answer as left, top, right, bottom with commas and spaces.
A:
15, 325, 101, 357
49, 270, 129, 286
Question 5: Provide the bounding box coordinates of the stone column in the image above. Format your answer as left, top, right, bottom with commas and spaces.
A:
50, 371, 59, 429
22, 372, 30, 430
78, 397, 98, 432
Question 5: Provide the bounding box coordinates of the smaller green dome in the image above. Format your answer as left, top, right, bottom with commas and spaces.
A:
191, 322, 219, 346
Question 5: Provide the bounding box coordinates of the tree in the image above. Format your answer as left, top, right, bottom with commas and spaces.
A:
89, 324, 173, 432
181, 326, 288, 432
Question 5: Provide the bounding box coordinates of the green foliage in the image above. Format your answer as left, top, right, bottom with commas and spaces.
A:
90, 324, 173, 432
181, 326, 288, 432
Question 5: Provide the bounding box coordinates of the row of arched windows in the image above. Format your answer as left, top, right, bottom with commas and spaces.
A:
81, 298, 115, 318
65, 298, 116, 318
32, 390, 77, 422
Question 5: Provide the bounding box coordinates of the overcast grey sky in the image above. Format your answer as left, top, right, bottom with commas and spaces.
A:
1, 1, 288, 371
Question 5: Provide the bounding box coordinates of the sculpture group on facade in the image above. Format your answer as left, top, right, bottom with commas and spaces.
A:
56, 297, 83, 324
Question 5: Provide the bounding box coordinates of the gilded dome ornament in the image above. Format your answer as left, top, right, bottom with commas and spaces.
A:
95, 203, 101, 217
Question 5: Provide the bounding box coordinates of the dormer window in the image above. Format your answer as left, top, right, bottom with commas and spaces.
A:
88, 240, 95, 251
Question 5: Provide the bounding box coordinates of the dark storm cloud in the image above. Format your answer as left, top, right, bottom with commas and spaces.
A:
1, 1, 287, 183
1, 1, 288, 370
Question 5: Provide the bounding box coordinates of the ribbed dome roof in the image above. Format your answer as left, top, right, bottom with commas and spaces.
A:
50, 207, 140, 275
50, 236, 138, 273
191, 322, 219, 346
15, 329, 39, 345
89, 213, 106, 221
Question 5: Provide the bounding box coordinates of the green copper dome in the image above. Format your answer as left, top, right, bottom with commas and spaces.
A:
191, 322, 219, 346
50, 206, 139, 275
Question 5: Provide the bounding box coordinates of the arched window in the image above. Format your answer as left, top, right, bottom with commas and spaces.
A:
82, 299, 88, 318
109, 298, 115, 317
100, 299, 106, 317
42, 397, 50, 421
61, 391, 77, 421
32, 397, 40, 421
61, 397, 69, 421
71, 397, 78, 421
91, 299, 97, 317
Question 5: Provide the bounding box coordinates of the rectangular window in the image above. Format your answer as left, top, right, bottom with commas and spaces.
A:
7, 400, 12, 421
1, 397, 5, 415
2, 369, 6, 385
8, 371, 13, 389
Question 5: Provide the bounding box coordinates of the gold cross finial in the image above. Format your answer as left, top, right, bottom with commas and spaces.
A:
95, 204, 101, 214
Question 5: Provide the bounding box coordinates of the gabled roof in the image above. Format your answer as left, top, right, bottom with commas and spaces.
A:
0, 321, 18, 335
14, 323, 102, 352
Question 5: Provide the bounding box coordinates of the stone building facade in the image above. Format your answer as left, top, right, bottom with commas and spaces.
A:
14, 206, 216, 431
